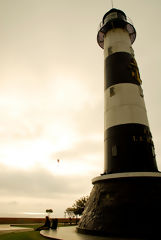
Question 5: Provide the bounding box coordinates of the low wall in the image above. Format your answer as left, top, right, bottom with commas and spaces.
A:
0, 217, 79, 224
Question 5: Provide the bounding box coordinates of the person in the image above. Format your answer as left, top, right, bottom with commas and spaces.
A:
51, 218, 58, 230
35, 216, 51, 231
69, 217, 72, 225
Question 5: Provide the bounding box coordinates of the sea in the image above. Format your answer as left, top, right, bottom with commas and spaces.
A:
0, 212, 46, 218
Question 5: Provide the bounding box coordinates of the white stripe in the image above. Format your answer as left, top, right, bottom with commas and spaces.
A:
104, 83, 149, 129
92, 172, 161, 184
104, 28, 134, 58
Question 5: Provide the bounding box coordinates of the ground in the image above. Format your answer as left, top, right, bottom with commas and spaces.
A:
0, 224, 45, 240
0, 223, 73, 240
0, 231, 45, 240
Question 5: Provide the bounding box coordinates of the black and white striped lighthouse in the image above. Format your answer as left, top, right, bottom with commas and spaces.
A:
78, 8, 161, 238
98, 8, 158, 174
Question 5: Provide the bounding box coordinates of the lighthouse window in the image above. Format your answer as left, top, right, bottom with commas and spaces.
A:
112, 145, 117, 156
110, 87, 115, 97
140, 136, 143, 141
108, 47, 113, 55
152, 146, 155, 157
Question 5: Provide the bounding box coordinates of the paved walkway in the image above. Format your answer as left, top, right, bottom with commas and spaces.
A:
0, 224, 33, 235
40, 226, 144, 240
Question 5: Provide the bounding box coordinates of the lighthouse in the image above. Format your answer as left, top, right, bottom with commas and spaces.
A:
99, 8, 158, 174
78, 9, 161, 237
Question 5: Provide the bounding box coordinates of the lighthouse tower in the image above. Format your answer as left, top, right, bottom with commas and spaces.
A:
99, 8, 158, 174
78, 9, 161, 238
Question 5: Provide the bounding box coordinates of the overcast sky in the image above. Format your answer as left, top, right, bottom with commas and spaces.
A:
0, 0, 161, 218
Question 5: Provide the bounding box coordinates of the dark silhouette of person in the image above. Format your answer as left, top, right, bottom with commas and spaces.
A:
35, 216, 50, 231
69, 217, 72, 225
51, 218, 58, 230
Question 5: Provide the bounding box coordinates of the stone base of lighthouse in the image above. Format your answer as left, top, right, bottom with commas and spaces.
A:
77, 172, 161, 238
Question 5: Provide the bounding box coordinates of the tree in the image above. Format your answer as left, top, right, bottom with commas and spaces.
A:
65, 196, 89, 218
66, 207, 75, 218
72, 196, 89, 216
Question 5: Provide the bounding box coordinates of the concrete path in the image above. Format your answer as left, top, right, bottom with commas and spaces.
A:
40, 226, 144, 240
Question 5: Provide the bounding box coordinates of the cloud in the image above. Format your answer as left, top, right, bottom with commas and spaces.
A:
0, 163, 94, 217
0, 164, 92, 199
0, 0, 160, 218
50, 135, 104, 170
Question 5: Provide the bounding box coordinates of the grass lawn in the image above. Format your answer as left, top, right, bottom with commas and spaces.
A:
0, 231, 46, 240
11, 224, 43, 230
0, 223, 76, 239
0, 223, 74, 239
0, 224, 46, 240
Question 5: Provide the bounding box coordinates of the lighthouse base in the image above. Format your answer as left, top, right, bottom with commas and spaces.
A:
77, 173, 161, 238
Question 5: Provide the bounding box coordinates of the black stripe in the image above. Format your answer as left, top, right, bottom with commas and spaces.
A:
104, 52, 141, 89
104, 123, 158, 173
